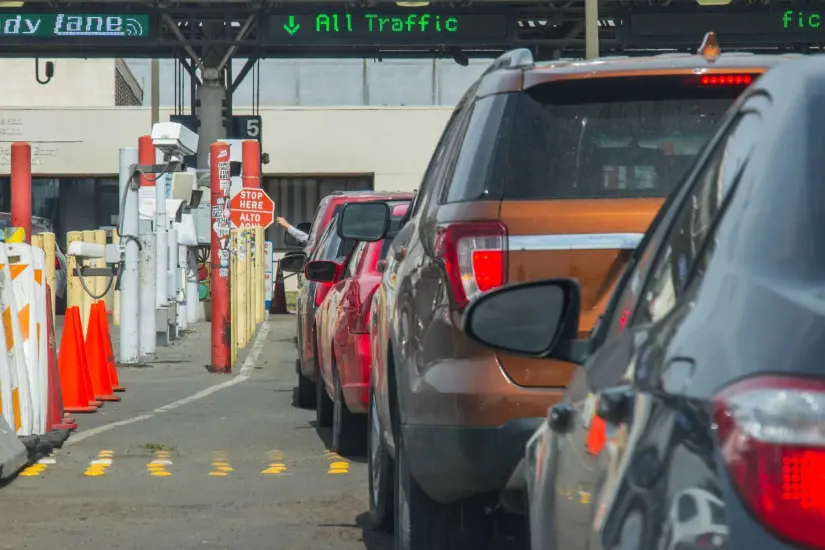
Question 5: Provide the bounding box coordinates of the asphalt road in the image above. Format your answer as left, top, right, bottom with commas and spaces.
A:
0, 316, 390, 550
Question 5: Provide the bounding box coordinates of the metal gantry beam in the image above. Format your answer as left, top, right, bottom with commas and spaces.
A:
0, 1, 824, 58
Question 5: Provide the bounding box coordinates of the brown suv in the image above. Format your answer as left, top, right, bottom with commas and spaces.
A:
340, 43, 782, 550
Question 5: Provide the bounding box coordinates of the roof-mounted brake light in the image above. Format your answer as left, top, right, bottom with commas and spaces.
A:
698, 31, 721, 62
700, 74, 754, 86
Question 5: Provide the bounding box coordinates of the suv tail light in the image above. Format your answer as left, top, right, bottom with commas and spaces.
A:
712, 375, 825, 549
314, 282, 333, 307
433, 221, 507, 309
55, 258, 61, 269
351, 288, 378, 334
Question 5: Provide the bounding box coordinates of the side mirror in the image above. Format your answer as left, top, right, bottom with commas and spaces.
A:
462, 278, 586, 364
279, 252, 306, 273
296, 222, 312, 234
304, 260, 342, 283
337, 202, 390, 242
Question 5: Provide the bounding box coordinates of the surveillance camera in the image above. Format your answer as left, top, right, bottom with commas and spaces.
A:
151, 122, 199, 160
68, 242, 121, 263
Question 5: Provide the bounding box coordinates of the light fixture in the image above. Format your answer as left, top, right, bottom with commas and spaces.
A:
396, 2, 430, 6
0, 1, 25, 6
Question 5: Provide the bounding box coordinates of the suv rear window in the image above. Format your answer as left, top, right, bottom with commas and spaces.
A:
315, 215, 358, 261
445, 74, 751, 202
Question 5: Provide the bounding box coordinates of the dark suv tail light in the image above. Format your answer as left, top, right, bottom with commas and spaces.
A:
433, 221, 507, 309
712, 375, 825, 549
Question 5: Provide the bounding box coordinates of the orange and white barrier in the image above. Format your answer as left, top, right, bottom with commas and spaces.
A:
0, 242, 33, 436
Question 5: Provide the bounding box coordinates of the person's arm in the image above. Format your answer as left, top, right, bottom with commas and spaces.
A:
286, 224, 309, 245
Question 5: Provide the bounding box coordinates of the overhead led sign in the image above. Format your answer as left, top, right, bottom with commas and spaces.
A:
0, 13, 150, 38
268, 11, 511, 46
629, 11, 825, 44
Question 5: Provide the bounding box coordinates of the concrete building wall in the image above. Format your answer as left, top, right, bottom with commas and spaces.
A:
3, 59, 120, 107
0, 106, 452, 192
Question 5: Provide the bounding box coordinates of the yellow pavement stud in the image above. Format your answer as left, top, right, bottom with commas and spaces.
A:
261, 463, 287, 475
19, 463, 48, 477
327, 460, 350, 475
209, 452, 234, 476
147, 451, 172, 477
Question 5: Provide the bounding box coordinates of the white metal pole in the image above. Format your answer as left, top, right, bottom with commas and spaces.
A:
168, 225, 178, 303
118, 147, 140, 364
585, 0, 599, 59
177, 244, 188, 331
155, 161, 169, 308
186, 249, 199, 323
138, 218, 157, 356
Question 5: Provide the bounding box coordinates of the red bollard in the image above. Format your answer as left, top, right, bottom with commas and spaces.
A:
138, 135, 154, 187
241, 140, 261, 189
10, 142, 32, 243
210, 142, 232, 373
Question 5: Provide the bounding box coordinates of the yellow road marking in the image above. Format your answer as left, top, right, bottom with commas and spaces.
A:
209, 451, 234, 476
325, 450, 350, 475
21, 452, 58, 476
148, 450, 172, 477
262, 449, 287, 475
84, 450, 114, 477
579, 491, 591, 504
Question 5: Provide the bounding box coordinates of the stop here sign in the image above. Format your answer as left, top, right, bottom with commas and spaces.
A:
229, 188, 275, 229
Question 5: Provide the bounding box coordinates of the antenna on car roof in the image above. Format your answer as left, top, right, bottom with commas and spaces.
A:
698, 32, 721, 62
483, 48, 534, 76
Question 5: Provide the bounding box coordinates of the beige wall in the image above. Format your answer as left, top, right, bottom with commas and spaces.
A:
0, 106, 451, 192
3, 59, 118, 107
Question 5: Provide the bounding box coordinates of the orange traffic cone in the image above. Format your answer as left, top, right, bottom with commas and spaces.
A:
269, 264, 288, 314
46, 285, 77, 430
586, 414, 607, 456
58, 307, 98, 413
95, 301, 124, 392
70, 307, 103, 409
85, 303, 120, 402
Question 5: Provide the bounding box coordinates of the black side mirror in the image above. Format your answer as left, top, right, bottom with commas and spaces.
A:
304, 260, 342, 283
279, 252, 307, 273
296, 222, 311, 234
462, 278, 586, 364
337, 202, 390, 242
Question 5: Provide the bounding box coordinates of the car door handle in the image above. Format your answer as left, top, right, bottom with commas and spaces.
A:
394, 247, 407, 261
549, 403, 575, 434
596, 386, 635, 425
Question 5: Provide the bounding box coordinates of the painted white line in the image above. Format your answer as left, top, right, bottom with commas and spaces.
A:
66, 322, 271, 447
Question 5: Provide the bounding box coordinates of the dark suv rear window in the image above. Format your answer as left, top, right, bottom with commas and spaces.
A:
445, 74, 751, 202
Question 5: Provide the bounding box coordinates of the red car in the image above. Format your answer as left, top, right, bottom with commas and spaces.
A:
285, 190, 415, 409
309, 201, 410, 455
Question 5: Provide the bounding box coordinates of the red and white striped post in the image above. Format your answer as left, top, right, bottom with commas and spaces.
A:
210, 142, 232, 373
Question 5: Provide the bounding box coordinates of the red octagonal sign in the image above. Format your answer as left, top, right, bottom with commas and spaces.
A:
230, 188, 275, 229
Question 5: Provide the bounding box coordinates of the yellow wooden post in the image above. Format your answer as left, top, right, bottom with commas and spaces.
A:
66, 231, 83, 325
112, 231, 120, 327
42, 232, 56, 321
245, 229, 252, 339
79, 230, 97, 334
93, 229, 108, 313
239, 229, 249, 349
230, 229, 238, 365
254, 227, 263, 324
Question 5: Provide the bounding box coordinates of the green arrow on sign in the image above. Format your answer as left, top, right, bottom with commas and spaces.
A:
283, 16, 300, 35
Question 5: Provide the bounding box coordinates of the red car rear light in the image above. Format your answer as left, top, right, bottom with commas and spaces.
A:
712, 375, 825, 549
314, 282, 333, 307
433, 221, 507, 309
55, 258, 61, 269
351, 288, 378, 334
700, 74, 753, 86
